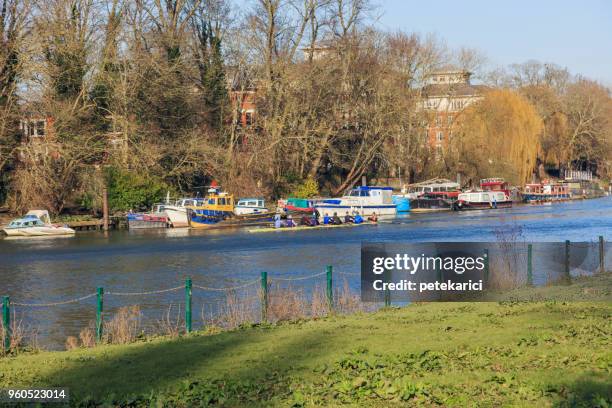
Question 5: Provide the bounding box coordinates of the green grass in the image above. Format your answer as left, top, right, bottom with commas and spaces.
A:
1, 274, 611, 407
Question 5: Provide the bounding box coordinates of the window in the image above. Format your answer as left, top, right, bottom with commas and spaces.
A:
436, 131, 443, 142
36, 121, 45, 136
245, 112, 253, 126
435, 116, 442, 126
447, 115, 453, 125
218, 198, 226, 205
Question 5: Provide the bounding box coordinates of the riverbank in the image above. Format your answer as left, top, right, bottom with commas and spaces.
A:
1, 273, 610, 407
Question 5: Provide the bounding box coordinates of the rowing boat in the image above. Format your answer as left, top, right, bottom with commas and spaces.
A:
247, 222, 375, 233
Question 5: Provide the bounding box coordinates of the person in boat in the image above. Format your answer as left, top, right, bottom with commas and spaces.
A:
353, 212, 364, 224
286, 215, 296, 227
344, 211, 354, 223
274, 213, 282, 229
367, 212, 378, 223
331, 212, 343, 225
323, 213, 330, 225
311, 210, 320, 226
300, 214, 317, 226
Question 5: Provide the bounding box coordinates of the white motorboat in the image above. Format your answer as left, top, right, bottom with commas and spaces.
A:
314, 186, 397, 216
154, 198, 204, 228
234, 198, 269, 216
2, 210, 75, 237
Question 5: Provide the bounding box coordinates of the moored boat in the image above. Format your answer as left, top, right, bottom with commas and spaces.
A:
127, 212, 169, 229
188, 188, 235, 228
234, 198, 269, 216
2, 210, 75, 237
155, 197, 205, 228
314, 186, 396, 217
523, 182, 570, 203
453, 178, 512, 210
410, 191, 458, 213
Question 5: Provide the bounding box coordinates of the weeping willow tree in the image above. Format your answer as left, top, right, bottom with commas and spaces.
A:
450, 90, 543, 185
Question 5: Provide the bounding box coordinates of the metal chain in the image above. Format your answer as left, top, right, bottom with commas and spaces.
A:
106, 286, 184, 296
193, 279, 260, 292
337, 271, 360, 276
12, 293, 97, 307
270, 270, 328, 281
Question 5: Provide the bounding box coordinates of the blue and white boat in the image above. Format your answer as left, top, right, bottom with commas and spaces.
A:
314, 186, 397, 216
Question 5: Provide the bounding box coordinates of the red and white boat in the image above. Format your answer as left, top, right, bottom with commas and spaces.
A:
453, 178, 512, 211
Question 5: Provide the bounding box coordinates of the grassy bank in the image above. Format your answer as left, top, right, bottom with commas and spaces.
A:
1, 274, 611, 407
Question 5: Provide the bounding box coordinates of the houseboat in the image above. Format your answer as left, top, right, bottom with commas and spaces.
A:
453, 178, 512, 211
523, 182, 570, 203
401, 178, 460, 200
2, 210, 75, 237
188, 188, 235, 228
410, 191, 459, 213
314, 186, 396, 216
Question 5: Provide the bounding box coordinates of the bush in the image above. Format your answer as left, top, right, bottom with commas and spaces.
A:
105, 167, 169, 212
291, 177, 319, 198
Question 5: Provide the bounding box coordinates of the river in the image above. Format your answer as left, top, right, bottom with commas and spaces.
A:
1, 197, 611, 349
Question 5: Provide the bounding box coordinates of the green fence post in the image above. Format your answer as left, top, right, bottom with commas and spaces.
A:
260, 272, 268, 322
185, 278, 192, 333
326, 265, 333, 311
527, 244, 533, 286
2, 296, 10, 353
483, 249, 490, 287
599, 236, 605, 274
384, 269, 391, 307
564, 240, 571, 284
96, 287, 104, 342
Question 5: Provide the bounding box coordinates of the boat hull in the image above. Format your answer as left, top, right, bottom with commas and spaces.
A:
453, 201, 512, 211
163, 207, 190, 228
2, 226, 75, 236
409, 197, 453, 212
522, 193, 570, 203
127, 214, 168, 229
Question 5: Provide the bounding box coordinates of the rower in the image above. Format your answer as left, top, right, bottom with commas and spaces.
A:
332, 212, 343, 225
367, 212, 378, 223
344, 211, 354, 223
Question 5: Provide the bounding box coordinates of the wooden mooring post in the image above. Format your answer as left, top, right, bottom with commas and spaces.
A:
102, 187, 109, 232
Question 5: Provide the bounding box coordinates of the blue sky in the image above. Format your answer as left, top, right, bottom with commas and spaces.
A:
376, 0, 612, 85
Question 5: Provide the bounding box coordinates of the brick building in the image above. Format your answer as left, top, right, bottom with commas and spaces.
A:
421, 69, 486, 155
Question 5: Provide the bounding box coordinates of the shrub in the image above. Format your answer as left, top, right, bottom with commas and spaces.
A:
105, 166, 169, 212
291, 177, 319, 198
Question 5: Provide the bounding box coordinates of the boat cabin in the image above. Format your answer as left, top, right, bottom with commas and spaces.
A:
7, 217, 45, 228
480, 178, 508, 191
345, 186, 394, 203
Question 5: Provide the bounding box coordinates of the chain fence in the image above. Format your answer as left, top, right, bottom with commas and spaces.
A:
2, 237, 608, 352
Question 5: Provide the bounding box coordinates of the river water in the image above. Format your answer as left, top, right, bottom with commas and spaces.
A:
1, 197, 611, 349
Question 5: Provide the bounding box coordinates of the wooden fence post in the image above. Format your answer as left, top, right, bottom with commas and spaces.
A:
326, 265, 333, 311
260, 272, 268, 322
2, 296, 10, 352
185, 278, 192, 333
527, 244, 533, 286
96, 287, 104, 342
